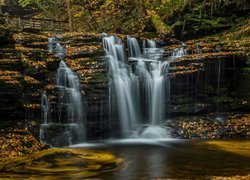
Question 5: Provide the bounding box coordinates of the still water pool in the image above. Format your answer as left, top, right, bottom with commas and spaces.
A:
77, 139, 250, 179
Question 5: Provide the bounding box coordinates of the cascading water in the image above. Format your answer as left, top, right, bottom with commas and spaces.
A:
104, 36, 140, 136
127, 36, 142, 57
168, 43, 187, 61
41, 93, 50, 124
56, 61, 83, 124
142, 39, 165, 60
104, 35, 171, 139
40, 38, 85, 146
135, 59, 169, 125
196, 43, 202, 54
144, 40, 157, 48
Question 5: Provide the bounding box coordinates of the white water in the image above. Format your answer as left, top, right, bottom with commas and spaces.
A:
48, 37, 66, 59
143, 39, 157, 49
56, 60, 83, 124
168, 43, 187, 61
40, 38, 84, 146
104, 35, 170, 138
41, 93, 50, 124
127, 36, 142, 57
104, 36, 139, 136
137, 126, 171, 139
142, 39, 165, 60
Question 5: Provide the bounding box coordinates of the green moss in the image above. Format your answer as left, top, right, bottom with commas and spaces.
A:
151, 11, 172, 35
141, 32, 158, 39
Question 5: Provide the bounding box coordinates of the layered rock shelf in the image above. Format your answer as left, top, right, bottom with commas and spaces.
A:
0, 30, 249, 140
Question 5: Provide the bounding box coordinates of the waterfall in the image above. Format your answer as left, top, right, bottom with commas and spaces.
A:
40, 38, 85, 146
41, 93, 50, 124
143, 39, 157, 48
48, 37, 57, 53
48, 37, 66, 59
196, 43, 202, 54
56, 61, 83, 124
169, 43, 187, 61
104, 36, 140, 136
104, 35, 170, 138
136, 60, 169, 125
127, 36, 142, 57
142, 39, 165, 60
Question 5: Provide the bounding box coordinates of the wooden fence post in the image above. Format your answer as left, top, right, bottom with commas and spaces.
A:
18, 17, 22, 29
29, 18, 32, 29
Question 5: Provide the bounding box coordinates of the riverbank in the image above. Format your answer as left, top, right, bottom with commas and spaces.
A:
0, 126, 47, 160
169, 113, 250, 139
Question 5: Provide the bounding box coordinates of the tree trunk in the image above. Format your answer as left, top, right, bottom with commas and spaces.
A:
136, 0, 144, 19
66, 0, 73, 32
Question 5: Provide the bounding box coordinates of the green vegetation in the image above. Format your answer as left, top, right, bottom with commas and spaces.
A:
13, 0, 248, 38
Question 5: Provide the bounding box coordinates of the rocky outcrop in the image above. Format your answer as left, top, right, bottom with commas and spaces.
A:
59, 33, 108, 140
167, 35, 250, 117
0, 27, 249, 141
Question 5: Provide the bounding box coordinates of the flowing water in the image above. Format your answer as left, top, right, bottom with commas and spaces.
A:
41, 93, 50, 124
2, 35, 248, 179
40, 38, 85, 146
95, 140, 250, 179
2, 140, 249, 179
169, 43, 187, 61
40, 35, 189, 144
104, 35, 171, 138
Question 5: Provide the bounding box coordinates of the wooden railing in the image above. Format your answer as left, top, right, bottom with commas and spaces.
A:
4, 15, 69, 32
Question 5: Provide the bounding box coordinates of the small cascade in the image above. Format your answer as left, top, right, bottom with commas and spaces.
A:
136, 60, 170, 125
40, 38, 85, 146
104, 36, 140, 136
56, 61, 83, 124
104, 35, 171, 139
196, 43, 202, 54
127, 36, 142, 57
48, 37, 57, 53
41, 93, 50, 124
143, 40, 156, 48
215, 45, 223, 122
216, 59, 222, 121
142, 39, 165, 60
168, 43, 187, 61
48, 37, 66, 59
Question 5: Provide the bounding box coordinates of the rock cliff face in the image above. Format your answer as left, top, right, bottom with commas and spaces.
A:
168, 37, 250, 117
0, 31, 108, 139
0, 29, 249, 140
